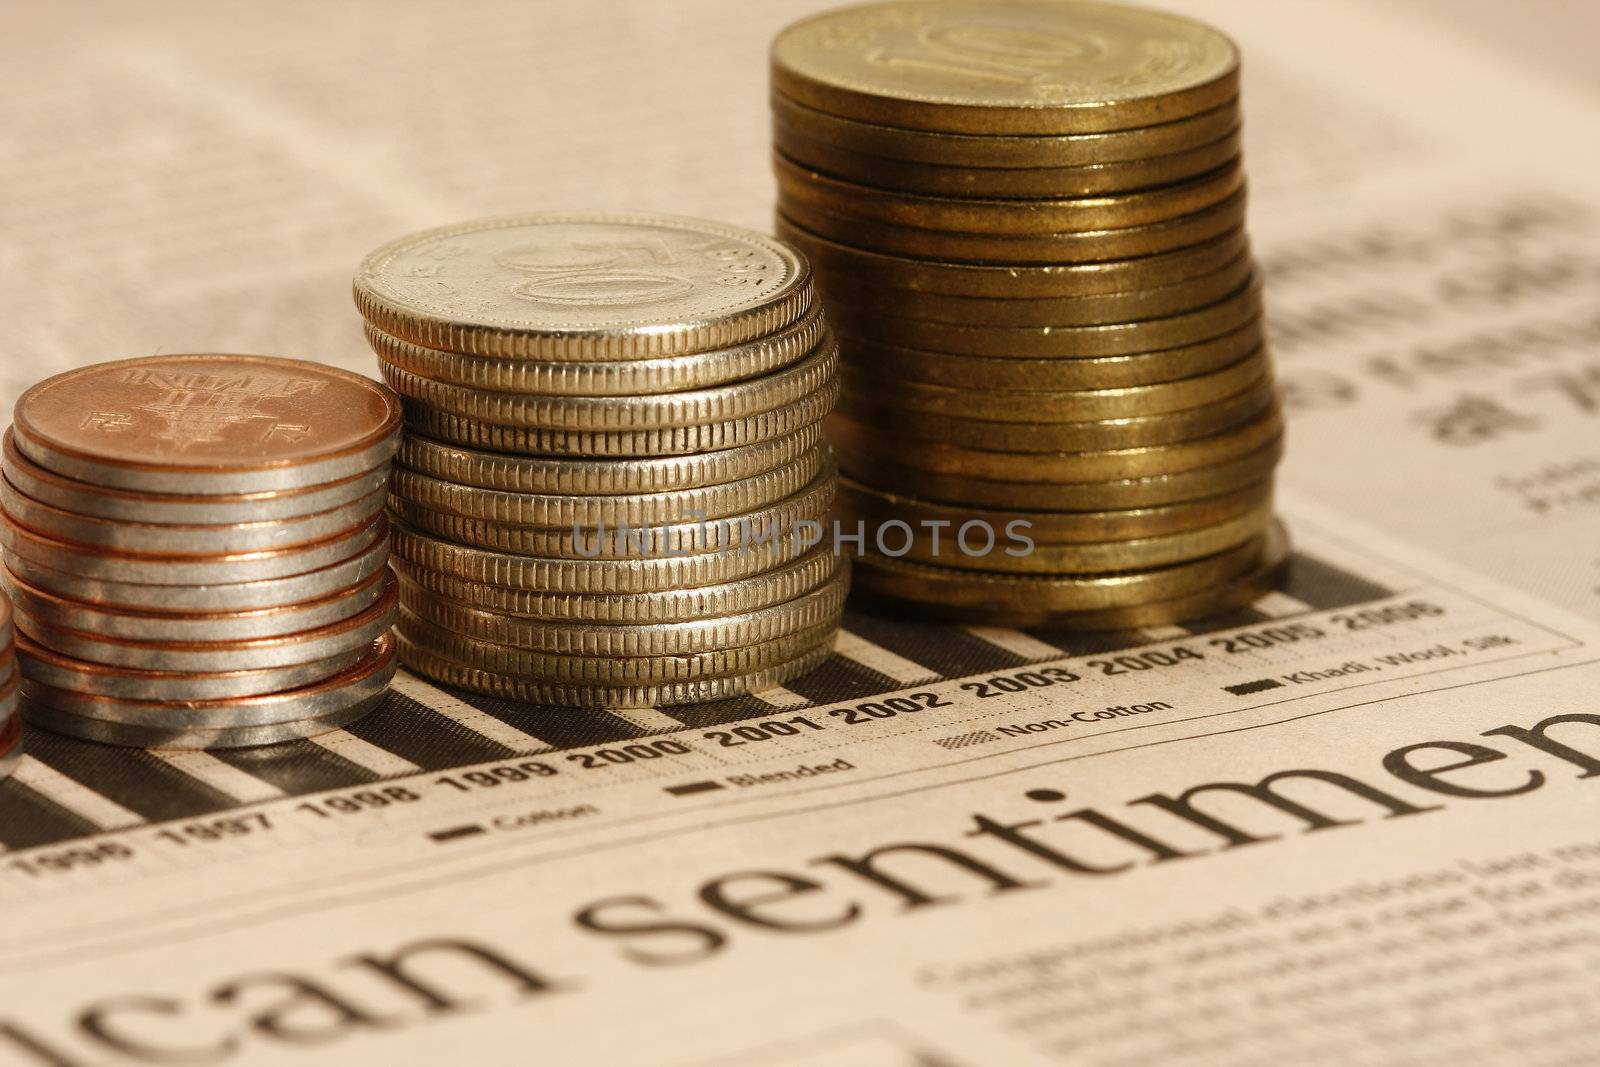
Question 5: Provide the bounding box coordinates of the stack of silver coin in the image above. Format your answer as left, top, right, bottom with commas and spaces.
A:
0, 355, 402, 748
354, 213, 847, 707
0, 588, 17, 778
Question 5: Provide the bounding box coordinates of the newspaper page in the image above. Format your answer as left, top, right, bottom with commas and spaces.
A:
2, 1, 1600, 1064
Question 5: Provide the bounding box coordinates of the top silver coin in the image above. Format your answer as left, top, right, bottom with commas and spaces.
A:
354, 214, 814, 360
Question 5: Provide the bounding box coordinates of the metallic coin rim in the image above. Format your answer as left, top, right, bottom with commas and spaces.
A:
769, 1, 1240, 135
389, 463, 836, 558
778, 216, 1249, 297
396, 564, 849, 656
776, 188, 1245, 264
392, 446, 827, 527
777, 126, 1243, 197
5, 565, 395, 643
354, 213, 813, 360
0, 512, 388, 585
363, 306, 826, 397
22, 686, 391, 749
401, 376, 839, 458
390, 545, 841, 623
380, 336, 839, 430
13, 582, 399, 672
15, 629, 372, 702
13, 355, 401, 493
1, 536, 390, 612
837, 376, 1275, 452
397, 631, 834, 708
0, 477, 386, 555
769, 93, 1241, 167
776, 154, 1243, 234
398, 424, 825, 495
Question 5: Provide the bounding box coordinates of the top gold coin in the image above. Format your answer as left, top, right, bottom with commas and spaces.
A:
11, 355, 401, 495
771, 0, 1239, 135
354, 214, 813, 360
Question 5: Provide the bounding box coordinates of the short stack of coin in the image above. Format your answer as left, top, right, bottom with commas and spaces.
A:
0, 588, 18, 778
0, 355, 402, 748
354, 213, 847, 706
771, 0, 1288, 627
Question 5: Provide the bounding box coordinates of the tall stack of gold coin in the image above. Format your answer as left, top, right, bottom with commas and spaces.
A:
353, 213, 847, 706
772, 0, 1288, 627
0, 589, 17, 777
0, 356, 401, 748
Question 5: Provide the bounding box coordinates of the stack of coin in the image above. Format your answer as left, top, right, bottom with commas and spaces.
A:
353, 213, 847, 706
0, 588, 17, 778
771, 0, 1287, 627
0, 356, 402, 748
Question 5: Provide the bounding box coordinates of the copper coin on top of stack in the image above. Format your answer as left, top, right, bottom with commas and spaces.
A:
0, 588, 18, 779
0, 356, 402, 748
354, 213, 847, 707
771, 0, 1288, 627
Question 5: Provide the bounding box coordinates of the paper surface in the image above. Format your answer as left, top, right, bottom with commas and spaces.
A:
2, 2, 1600, 1064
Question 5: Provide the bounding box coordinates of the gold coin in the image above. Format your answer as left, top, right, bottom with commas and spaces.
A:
391, 517, 817, 593
363, 305, 825, 396
391, 545, 841, 624
837, 435, 1282, 510
388, 465, 835, 559
379, 339, 837, 430
777, 188, 1245, 264
843, 349, 1268, 421
392, 446, 827, 527
770, 1, 1240, 136
852, 522, 1289, 629
354, 213, 812, 360
398, 426, 823, 495
399, 376, 839, 458
829, 403, 1282, 480
396, 563, 848, 656
837, 374, 1274, 451
776, 154, 1242, 234
778, 217, 1247, 297
827, 274, 1259, 357
880, 499, 1274, 574
770, 94, 1240, 168
834, 323, 1261, 389
821, 252, 1251, 326
396, 631, 834, 708
398, 611, 838, 685
837, 474, 1273, 543
777, 127, 1241, 197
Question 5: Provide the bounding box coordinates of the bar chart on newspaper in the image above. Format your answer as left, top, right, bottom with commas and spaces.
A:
0, 497, 1589, 968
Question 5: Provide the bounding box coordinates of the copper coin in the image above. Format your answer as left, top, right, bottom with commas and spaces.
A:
12, 355, 401, 494
2, 432, 392, 524
0, 713, 21, 779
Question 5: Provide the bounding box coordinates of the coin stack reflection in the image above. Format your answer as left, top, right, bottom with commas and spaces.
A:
772, 0, 1288, 627
0, 589, 18, 779
0, 356, 402, 748
354, 213, 846, 707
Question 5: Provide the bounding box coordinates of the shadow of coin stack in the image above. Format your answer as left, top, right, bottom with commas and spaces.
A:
0, 589, 16, 777
353, 213, 847, 707
0, 355, 402, 748
772, 0, 1288, 627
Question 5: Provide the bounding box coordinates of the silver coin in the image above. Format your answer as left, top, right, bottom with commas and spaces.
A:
0, 477, 386, 555
390, 542, 839, 623
2, 432, 392, 524
1, 536, 390, 612
398, 424, 824, 495
15, 629, 371, 701
0, 744, 20, 780
0, 514, 388, 585
390, 445, 827, 528
13, 582, 398, 672
4, 566, 395, 643
19, 635, 395, 730
22, 687, 390, 749
388, 463, 835, 559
